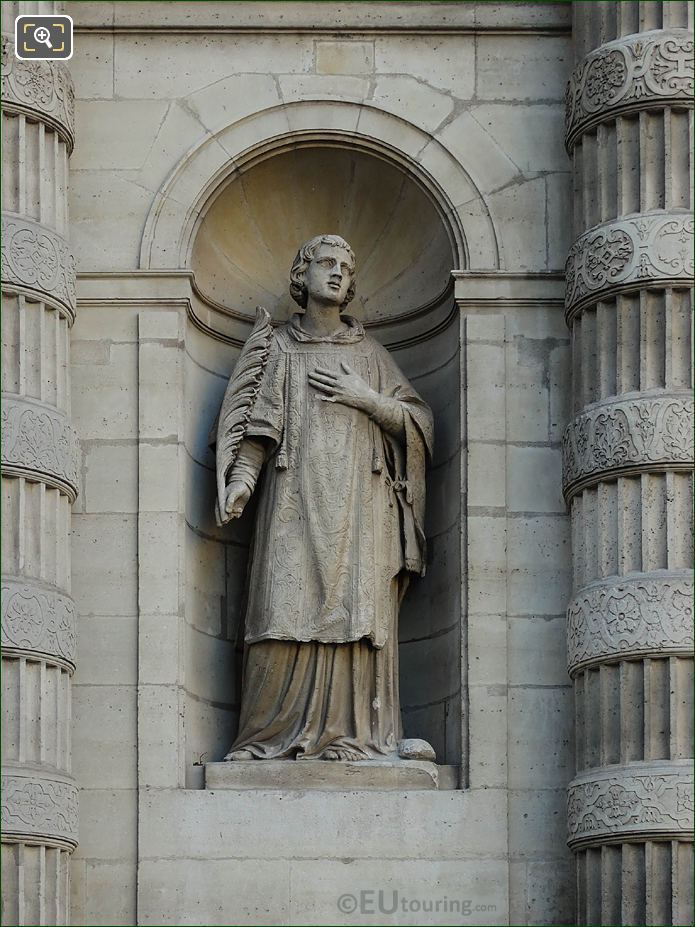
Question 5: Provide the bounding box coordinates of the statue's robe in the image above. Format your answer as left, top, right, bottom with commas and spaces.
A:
226, 313, 433, 759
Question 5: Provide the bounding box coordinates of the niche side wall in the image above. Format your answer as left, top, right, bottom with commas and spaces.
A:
396, 314, 462, 766
183, 326, 247, 776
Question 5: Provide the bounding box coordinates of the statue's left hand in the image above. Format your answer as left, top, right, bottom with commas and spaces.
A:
224, 480, 252, 519
308, 362, 377, 414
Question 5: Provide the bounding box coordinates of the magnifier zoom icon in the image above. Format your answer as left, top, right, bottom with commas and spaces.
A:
34, 26, 52, 48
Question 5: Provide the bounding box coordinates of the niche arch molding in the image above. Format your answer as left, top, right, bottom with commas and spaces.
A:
140, 100, 499, 345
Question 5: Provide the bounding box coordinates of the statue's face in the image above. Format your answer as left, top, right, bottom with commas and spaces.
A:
304, 243, 354, 307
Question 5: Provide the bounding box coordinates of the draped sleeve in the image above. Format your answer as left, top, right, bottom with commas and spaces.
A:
209, 331, 286, 526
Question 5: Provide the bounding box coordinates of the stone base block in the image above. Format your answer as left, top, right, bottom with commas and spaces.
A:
138, 786, 508, 923
205, 760, 458, 791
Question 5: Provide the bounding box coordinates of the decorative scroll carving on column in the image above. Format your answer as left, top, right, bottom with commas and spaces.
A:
567, 571, 694, 675
0, 32, 75, 151
565, 29, 694, 151
568, 762, 695, 848
562, 392, 694, 498
1, 578, 77, 669
566, 5, 693, 925
565, 210, 695, 322
1, 8, 78, 925
1, 395, 81, 499
1, 772, 79, 849
1, 213, 77, 320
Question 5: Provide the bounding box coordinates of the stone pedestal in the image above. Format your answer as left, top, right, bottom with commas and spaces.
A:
137, 785, 507, 925
205, 760, 458, 791
565, 3, 694, 924
1, 4, 78, 924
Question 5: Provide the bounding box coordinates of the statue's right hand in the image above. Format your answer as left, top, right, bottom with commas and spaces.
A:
224, 481, 251, 519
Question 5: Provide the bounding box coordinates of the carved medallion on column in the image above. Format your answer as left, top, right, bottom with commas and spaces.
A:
564, 210, 695, 323
1, 771, 78, 849
565, 29, 695, 151
1, 213, 77, 322
568, 761, 695, 849
0, 32, 75, 151
1, 577, 77, 670
567, 571, 694, 676
562, 391, 694, 499
1, 395, 80, 500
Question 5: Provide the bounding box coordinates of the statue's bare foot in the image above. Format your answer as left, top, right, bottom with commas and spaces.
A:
397, 738, 436, 761
322, 746, 366, 761
223, 748, 254, 761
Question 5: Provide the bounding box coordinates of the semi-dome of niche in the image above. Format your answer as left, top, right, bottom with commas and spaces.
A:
191, 145, 455, 327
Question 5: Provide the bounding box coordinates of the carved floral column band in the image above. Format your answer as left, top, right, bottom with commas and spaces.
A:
1, 394, 81, 500
567, 570, 694, 676
565, 28, 694, 152
562, 391, 694, 499
1, 772, 79, 849
0, 32, 75, 151
565, 210, 694, 323
1, 7, 79, 925
568, 761, 695, 849
1, 213, 77, 322
1, 577, 77, 670
565, 4, 694, 925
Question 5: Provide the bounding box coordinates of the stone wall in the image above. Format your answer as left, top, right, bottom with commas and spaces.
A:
62, 2, 577, 924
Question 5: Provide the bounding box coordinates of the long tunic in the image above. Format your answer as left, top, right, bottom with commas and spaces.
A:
237, 313, 433, 650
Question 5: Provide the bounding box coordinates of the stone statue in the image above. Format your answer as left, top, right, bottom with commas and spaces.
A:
214, 234, 434, 763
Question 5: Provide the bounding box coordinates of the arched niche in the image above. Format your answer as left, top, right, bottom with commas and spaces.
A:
174, 105, 496, 774
141, 101, 497, 279
191, 144, 455, 336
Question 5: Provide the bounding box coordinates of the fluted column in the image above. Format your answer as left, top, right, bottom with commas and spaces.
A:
1, 3, 78, 924
565, 3, 694, 925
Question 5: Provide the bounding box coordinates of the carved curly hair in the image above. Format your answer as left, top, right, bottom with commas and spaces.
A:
289, 234, 356, 309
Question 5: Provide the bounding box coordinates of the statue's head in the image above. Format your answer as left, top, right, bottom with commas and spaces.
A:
289, 234, 356, 310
